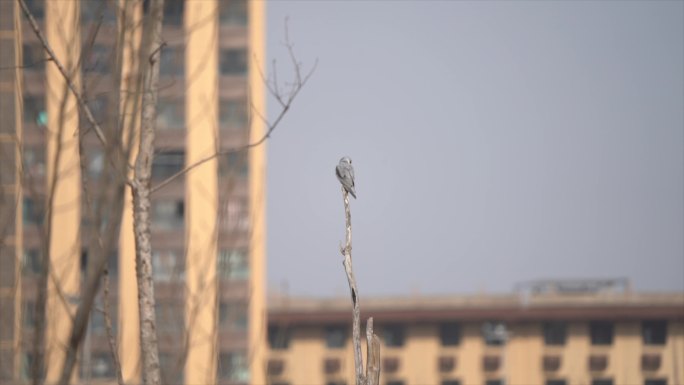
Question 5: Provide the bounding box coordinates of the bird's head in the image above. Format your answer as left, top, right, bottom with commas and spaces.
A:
340, 156, 352, 165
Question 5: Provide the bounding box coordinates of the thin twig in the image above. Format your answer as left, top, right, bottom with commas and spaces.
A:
0, 57, 52, 71
150, 30, 317, 194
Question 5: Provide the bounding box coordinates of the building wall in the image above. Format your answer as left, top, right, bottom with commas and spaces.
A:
3, 0, 264, 383
184, 1, 219, 383
0, 0, 21, 381
44, 1, 82, 381
247, 0, 267, 383
267, 296, 684, 385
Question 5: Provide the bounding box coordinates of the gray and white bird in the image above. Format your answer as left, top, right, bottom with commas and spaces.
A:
335, 156, 356, 199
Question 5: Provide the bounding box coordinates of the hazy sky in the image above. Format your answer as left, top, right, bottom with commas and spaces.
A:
264, 1, 684, 297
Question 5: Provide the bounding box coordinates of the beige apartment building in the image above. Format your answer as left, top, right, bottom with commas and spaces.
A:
267, 281, 684, 385
0, 0, 265, 384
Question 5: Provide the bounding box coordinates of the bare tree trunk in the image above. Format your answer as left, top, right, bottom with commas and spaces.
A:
340, 186, 380, 385
131, 0, 164, 383
340, 187, 364, 384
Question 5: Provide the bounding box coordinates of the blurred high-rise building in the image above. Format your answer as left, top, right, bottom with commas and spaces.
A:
0, 1, 266, 384
267, 280, 684, 385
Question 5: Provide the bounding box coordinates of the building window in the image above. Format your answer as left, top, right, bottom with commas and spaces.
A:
81, 0, 117, 23
323, 358, 341, 374
220, 199, 249, 232
218, 351, 249, 381
90, 352, 114, 378
592, 379, 613, 385
83, 45, 111, 74
22, 146, 46, 177
543, 322, 567, 346
160, 46, 184, 77
218, 249, 249, 280
152, 250, 184, 282
23, 44, 46, 71
546, 380, 567, 385
268, 325, 291, 350
157, 98, 184, 130
22, 301, 35, 328
482, 322, 508, 346
81, 249, 89, 273
152, 150, 185, 179
642, 320, 667, 345
383, 325, 405, 348
155, 302, 184, 332
438, 356, 456, 373
160, 353, 183, 379
151, 200, 184, 229
23, 196, 44, 225
87, 149, 104, 179
24, 0, 45, 19
219, 302, 248, 331
219, 0, 247, 25
439, 322, 461, 346
22, 249, 41, 275
159, 352, 183, 384
218, 151, 248, 178
219, 99, 248, 129
89, 300, 109, 334
163, 0, 184, 26
220, 48, 247, 76
81, 200, 112, 232
106, 250, 119, 277
644, 380, 667, 385
0, 348, 12, 379
441, 381, 461, 385
325, 325, 347, 349
21, 353, 36, 380
590, 321, 613, 346
23, 94, 46, 126
87, 94, 110, 123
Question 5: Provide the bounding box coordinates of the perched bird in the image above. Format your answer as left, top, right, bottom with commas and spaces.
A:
335, 156, 356, 199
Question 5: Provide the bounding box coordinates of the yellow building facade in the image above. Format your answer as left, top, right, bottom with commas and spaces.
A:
267, 286, 684, 385
1, 0, 266, 384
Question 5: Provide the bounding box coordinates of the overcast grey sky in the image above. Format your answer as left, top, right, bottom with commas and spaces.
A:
264, 1, 684, 297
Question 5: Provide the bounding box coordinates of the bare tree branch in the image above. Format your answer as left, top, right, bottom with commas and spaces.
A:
32, 63, 73, 385
41, 4, 130, 383
0, 57, 52, 71
17, 0, 108, 146
365, 318, 381, 385
340, 186, 380, 385
340, 185, 364, 384
131, 0, 165, 383
150, 25, 317, 195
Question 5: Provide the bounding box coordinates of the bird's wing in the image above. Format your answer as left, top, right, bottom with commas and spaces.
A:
335, 164, 343, 180
349, 165, 355, 187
